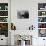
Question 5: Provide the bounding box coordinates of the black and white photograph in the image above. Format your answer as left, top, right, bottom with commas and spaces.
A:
38, 11, 46, 16
17, 11, 29, 19
0, 3, 8, 10
38, 17, 46, 22
0, 11, 8, 16
0, 17, 8, 22
38, 29, 46, 37
38, 3, 46, 10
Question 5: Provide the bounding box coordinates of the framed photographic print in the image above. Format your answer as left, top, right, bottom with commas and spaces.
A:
17, 10, 29, 19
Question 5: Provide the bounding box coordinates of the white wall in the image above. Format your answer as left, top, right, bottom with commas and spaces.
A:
11, 0, 38, 30
11, 0, 46, 46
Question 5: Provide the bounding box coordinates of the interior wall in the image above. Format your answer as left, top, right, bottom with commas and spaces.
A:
11, 0, 46, 46
11, 0, 38, 31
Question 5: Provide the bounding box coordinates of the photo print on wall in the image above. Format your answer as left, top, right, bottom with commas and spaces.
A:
38, 29, 46, 37
17, 10, 29, 19
0, 23, 8, 37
